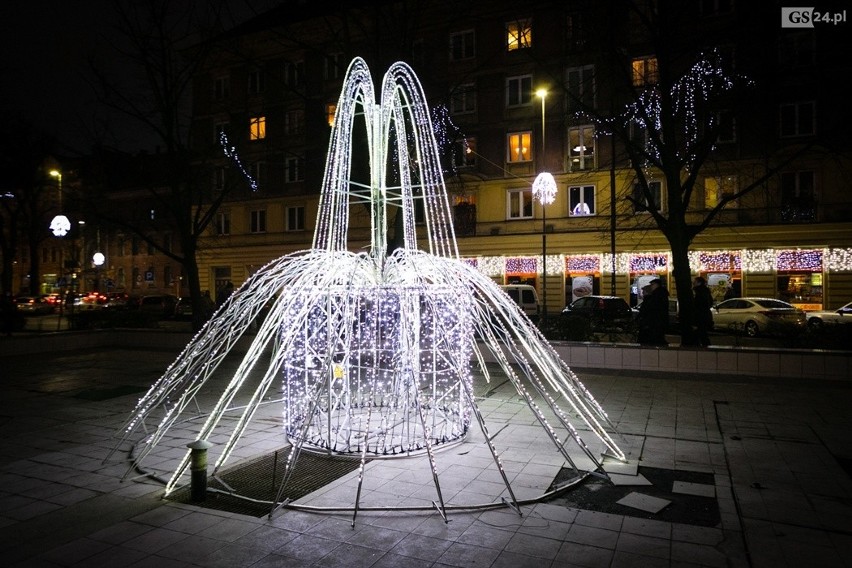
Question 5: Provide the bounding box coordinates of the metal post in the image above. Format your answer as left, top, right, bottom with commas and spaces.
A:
539, 91, 548, 320
187, 440, 213, 501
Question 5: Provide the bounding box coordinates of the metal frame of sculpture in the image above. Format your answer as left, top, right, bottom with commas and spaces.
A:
112, 58, 625, 522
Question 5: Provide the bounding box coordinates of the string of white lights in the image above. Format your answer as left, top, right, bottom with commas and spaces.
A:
113, 58, 624, 515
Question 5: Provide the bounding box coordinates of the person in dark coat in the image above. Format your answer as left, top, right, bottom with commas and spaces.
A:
693, 276, 714, 347
638, 278, 669, 346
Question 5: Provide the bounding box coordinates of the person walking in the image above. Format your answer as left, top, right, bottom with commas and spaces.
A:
693, 276, 714, 347
638, 278, 669, 346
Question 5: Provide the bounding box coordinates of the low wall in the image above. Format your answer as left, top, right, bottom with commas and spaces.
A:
1, 331, 849, 381
549, 341, 850, 380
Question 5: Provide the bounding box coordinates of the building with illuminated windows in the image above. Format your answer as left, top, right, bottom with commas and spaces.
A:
188, 0, 852, 312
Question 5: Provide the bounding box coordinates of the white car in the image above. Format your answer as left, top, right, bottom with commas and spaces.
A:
805, 301, 852, 329
711, 297, 807, 337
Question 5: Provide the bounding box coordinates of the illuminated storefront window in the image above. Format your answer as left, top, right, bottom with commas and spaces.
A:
629, 254, 668, 306
777, 249, 823, 309
505, 256, 537, 287
696, 250, 742, 302
565, 255, 601, 304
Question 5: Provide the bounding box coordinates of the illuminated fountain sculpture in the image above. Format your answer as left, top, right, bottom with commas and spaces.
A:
115, 57, 624, 519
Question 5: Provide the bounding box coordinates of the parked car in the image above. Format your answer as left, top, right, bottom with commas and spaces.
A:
667, 298, 680, 331
79, 291, 109, 310
15, 295, 55, 315
711, 297, 807, 337
105, 292, 130, 309
562, 295, 634, 331
499, 284, 540, 320
805, 301, 852, 328
174, 297, 193, 319
133, 294, 178, 318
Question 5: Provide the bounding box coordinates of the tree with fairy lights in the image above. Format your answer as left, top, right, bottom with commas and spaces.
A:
85, 2, 256, 331
571, 1, 817, 345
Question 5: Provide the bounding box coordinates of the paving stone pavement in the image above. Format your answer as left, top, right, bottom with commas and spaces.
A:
1, 343, 851, 567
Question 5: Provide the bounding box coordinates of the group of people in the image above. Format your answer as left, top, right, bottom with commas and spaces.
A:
637, 276, 714, 347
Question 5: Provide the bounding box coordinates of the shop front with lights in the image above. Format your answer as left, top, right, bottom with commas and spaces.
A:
463, 247, 852, 313
695, 250, 742, 304
775, 249, 824, 310
504, 256, 538, 287
628, 253, 669, 307
564, 255, 602, 305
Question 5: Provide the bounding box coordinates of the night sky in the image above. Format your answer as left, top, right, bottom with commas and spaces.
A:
0, 1, 275, 156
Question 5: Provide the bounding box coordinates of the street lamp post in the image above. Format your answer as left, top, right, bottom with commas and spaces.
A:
533, 173, 556, 321
532, 88, 556, 321
49, 169, 69, 330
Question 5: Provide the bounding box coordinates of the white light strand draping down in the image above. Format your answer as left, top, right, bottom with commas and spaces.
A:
111, 58, 624, 518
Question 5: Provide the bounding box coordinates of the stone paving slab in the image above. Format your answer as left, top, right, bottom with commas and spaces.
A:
1, 346, 851, 567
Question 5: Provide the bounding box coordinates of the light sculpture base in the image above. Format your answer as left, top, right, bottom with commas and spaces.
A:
112, 58, 625, 525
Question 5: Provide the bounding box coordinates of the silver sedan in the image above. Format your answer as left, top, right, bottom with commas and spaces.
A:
712, 297, 807, 337
805, 301, 852, 329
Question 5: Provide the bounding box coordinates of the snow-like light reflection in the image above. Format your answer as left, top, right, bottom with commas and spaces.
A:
114, 58, 624, 518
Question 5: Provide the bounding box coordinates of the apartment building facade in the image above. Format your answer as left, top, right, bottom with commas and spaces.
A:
189, 0, 852, 312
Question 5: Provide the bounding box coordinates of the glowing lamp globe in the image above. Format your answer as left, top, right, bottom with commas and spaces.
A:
49, 214, 71, 237
532, 172, 557, 205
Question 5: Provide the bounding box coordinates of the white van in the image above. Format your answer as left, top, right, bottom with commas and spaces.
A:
500, 284, 541, 320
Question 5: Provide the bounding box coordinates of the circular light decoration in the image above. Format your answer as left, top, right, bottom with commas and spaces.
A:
49, 214, 71, 237
93, 252, 105, 266
532, 172, 557, 205
114, 58, 623, 521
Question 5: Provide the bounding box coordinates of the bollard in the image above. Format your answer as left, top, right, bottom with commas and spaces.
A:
186, 440, 214, 501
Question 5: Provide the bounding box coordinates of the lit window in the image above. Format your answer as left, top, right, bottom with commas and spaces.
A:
632, 56, 658, 86
568, 125, 595, 170
250, 209, 267, 233
326, 103, 337, 127
704, 176, 738, 209
507, 188, 534, 219
286, 206, 305, 231
248, 69, 265, 94
569, 185, 596, 216
633, 180, 663, 212
780, 102, 815, 137
450, 84, 476, 114
566, 65, 595, 111
449, 30, 475, 60
506, 75, 532, 107
285, 157, 304, 183
507, 132, 532, 163
250, 116, 266, 140
507, 19, 532, 51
